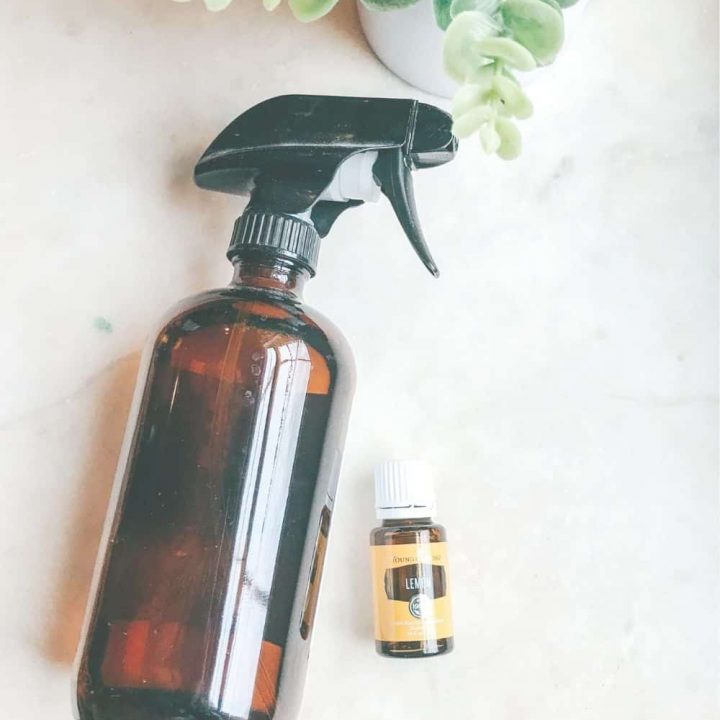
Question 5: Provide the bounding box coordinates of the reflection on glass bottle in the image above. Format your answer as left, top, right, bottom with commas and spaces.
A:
300, 504, 332, 640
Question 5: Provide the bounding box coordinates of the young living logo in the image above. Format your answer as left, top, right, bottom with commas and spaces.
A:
408, 593, 433, 619
405, 576, 433, 619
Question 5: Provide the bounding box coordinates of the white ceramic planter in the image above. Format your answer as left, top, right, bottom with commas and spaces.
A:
358, 0, 454, 97
357, 0, 588, 99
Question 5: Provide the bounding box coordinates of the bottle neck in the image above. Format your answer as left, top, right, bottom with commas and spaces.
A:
230, 255, 309, 299
381, 517, 433, 528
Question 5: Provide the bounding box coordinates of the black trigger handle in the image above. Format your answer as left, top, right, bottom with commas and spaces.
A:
373, 149, 440, 278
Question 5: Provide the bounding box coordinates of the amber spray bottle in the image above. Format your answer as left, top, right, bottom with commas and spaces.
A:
370, 460, 454, 658
74, 95, 457, 720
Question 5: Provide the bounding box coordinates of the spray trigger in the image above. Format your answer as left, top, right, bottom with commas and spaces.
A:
194, 95, 458, 276
373, 149, 439, 277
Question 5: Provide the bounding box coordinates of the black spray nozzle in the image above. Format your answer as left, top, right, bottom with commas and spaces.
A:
194, 95, 457, 276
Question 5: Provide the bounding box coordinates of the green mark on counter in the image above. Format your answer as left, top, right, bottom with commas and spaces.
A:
93, 316, 113, 333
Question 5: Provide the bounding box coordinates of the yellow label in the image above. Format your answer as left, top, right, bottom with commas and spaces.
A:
370, 541, 453, 643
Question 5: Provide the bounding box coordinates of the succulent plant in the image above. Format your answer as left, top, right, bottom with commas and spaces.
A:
265, 0, 341, 22
441, 0, 572, 158
175, 0, 578, 157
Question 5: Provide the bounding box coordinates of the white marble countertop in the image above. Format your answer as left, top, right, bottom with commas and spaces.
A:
1, 0, 718, 717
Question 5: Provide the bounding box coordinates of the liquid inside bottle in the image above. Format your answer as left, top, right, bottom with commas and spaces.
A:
75, 257, 354, 720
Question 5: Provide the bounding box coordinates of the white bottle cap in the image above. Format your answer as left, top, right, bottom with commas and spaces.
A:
374, 460, 436, 520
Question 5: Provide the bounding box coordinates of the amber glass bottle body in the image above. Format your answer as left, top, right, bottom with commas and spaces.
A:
75, 256, 354, 720
370, 519, 453, 658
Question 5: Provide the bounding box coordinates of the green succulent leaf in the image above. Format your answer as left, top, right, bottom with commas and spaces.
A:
360, 0, 421, 10
452, 105, 496, 138
451, 71, 495, 115
478, 120, 502, 154
452, 70, 532, 119
433, 0, 454, 30
554, 0, 579, 6
443, 11, 502, 82
475, 36, 536, 70
289, 0, 339, 20
495, 116, 522, 159
492, 73, 533, 118
501, 0, 564, 65
450, 0, 500, 17
263, 0, 282, 9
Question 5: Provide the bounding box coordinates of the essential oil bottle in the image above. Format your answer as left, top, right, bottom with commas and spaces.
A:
370, 460, 454, 658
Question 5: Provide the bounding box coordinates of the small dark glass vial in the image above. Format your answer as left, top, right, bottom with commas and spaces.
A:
369, 461, 454, 659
